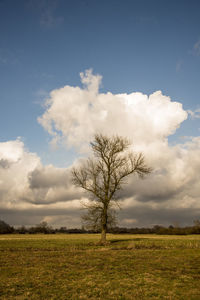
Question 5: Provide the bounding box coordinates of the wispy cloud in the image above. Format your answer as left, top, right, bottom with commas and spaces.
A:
34, 88, 49, 106
136, 16, 158, 26
176, 60, 183, 73
0, 53, 7, 64
0, 48, 20, 65
193, 38, 200, 56
187, 108, 200, 119
27, 0, 64, 29
40, 1, 64, 29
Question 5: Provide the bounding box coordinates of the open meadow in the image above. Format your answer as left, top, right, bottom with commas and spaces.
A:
0, 234, 200, 299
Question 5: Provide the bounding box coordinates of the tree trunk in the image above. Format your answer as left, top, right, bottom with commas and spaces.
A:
100, 223, 107, 244
100, 204, 108, 244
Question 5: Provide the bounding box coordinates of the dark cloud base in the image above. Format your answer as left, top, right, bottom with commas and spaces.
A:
118, 206, 200, 228
1, 205, 199, 228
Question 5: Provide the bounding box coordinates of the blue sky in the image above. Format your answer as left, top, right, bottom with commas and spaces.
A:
1, 0, 200, 166
1, 0, 200, 227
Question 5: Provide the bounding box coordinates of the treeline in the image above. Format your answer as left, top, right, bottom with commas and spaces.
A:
0, 219, 200, 235
111, 223, 200, 235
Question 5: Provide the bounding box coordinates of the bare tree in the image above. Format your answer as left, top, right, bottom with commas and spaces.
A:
71, 134, 152, 244
81, 202, 117, 232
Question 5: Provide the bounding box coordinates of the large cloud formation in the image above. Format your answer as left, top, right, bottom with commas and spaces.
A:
38, 69, 187, 152
0, 139, 83, 227
1, 70, 200, 227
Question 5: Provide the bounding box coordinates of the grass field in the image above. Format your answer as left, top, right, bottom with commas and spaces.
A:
0, 234, 200, 299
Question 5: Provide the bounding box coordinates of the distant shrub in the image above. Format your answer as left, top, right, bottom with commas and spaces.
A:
0, 220, 14, 234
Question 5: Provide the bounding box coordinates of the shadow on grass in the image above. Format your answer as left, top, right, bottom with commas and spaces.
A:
110, 238, 151, 244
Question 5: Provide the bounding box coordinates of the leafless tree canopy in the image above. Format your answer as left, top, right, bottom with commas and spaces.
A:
71, 134, 152, 243
81, 203, 117, 232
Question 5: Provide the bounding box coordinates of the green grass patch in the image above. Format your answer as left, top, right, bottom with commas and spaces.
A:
0, 234, 200, 299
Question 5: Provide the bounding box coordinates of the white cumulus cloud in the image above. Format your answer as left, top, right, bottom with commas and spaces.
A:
0, 139, 82, 215
1, 70, 200, 228
38, 69, 187, 153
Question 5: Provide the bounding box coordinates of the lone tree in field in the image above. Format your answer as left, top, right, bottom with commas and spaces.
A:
71, 134, 151, 244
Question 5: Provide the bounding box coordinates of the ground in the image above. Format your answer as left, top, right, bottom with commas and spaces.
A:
0, 234, 200, 299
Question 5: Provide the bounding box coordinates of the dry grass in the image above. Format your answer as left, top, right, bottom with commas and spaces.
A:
0, 234, 200, 299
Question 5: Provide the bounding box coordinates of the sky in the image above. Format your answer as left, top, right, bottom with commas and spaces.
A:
0, 0, 200, 228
